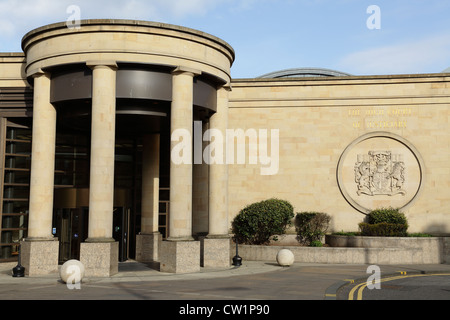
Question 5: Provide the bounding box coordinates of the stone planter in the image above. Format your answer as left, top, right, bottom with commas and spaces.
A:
231, 235, 448, 265
325, 234, 445, 264
325, 234, 441, 249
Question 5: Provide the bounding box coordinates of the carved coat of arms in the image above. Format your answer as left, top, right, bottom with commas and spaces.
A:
354, 151, 406, 196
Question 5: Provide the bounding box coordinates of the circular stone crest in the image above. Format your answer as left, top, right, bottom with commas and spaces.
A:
337, 132, 423, 214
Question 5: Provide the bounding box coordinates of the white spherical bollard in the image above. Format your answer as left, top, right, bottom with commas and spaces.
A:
276, 249, 295, 267
60, 259, 85, 284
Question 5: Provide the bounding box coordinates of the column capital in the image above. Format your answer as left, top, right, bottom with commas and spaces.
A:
172, 66, 202, 77
219, 83, 232, 92
86, 60, 118, 70
28, 68, 50, 79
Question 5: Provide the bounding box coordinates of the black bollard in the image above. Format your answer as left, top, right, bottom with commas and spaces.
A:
12, 242, 25, 277
232, 239, 242, 267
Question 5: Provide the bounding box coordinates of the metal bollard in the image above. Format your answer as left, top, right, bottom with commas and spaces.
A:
12, 241, 25, 277
232, 238, 242, 267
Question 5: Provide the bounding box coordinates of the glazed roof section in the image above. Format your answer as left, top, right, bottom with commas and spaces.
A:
258, 68, 352, 78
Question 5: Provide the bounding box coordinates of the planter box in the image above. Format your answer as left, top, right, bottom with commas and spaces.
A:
325, 235, 444, 264
325, 234, 441, 249
231, 235, 448, 265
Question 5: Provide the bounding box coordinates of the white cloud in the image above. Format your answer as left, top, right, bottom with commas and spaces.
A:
337, 33, 450, 75
0, 0, 230, 51
0, 0, 225, 26
0, 0, 65, 36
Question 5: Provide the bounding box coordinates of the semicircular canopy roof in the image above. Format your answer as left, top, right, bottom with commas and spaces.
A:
259, 67, 352, 78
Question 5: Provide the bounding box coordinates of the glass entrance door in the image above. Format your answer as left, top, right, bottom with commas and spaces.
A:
113, 206, 130, 262
54, 202, 131, 264
54, 207, 88, 264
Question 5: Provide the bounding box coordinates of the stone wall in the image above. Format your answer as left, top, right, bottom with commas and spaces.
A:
444, 237, 450, 264
234, 236, 447, 265
228, 74, 450, 235
0, 53, 28, 87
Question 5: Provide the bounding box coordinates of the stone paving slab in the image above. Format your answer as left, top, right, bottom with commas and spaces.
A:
1, 260, 450, 301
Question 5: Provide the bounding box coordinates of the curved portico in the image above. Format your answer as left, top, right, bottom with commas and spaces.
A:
20, 20, 235, 276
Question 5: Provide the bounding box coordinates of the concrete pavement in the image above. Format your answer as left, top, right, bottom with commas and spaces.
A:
1, 260, 450, 301
1, 260, 450, 319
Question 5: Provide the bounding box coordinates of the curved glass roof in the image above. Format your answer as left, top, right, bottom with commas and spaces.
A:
258, 67, 352, 78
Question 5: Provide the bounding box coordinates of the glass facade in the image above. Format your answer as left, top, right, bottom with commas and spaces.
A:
0, 116, 171, 263
0, 122, 31, 261
54, 133, 90, 188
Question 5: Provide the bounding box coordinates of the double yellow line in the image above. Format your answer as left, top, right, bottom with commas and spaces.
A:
348, 272, 450, 300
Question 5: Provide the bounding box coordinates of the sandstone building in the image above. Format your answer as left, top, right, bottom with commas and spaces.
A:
0, 20, 449, 276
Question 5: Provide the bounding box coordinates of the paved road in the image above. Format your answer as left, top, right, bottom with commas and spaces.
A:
1, 262, 371, 300
1, 260, 449, 317
338, 272, 450, 300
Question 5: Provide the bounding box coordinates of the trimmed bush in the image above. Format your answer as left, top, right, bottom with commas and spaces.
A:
332, 231, 360, 236
358, 222, 408, 237
367, 207, 408, 225
359, 207, 408, 237
231, 198, 294, 245
295, 212, 331, 246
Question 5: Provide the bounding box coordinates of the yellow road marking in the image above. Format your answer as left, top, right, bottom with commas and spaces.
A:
348, 273, 450, 300
344, 279, 354, 284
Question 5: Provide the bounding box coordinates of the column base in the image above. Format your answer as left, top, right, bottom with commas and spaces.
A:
160, 240, 200, 274
21, 239, 59, 276
80, 241, 118, 277
136, 232, 162, 262
201, 237, 231, 268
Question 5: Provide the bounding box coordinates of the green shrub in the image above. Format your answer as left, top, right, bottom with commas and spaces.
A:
367, 207, 408, 225
359, 207, 408, 237
332, 231, 360, 236
231, 198, 294, 245
407, 233, 433, 237
295, 212, 331, 245
310, 240, 323, 247
358, 222, 408, 237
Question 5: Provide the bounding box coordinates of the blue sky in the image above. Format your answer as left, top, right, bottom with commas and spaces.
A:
1, 0, 450, 78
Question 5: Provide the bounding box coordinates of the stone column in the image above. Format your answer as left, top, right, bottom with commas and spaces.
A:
201, 85, 231, 268
160, 66, 201, 273
22, 69, 59, 276
136, 134, 161, 262
80, 61, 118, 277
